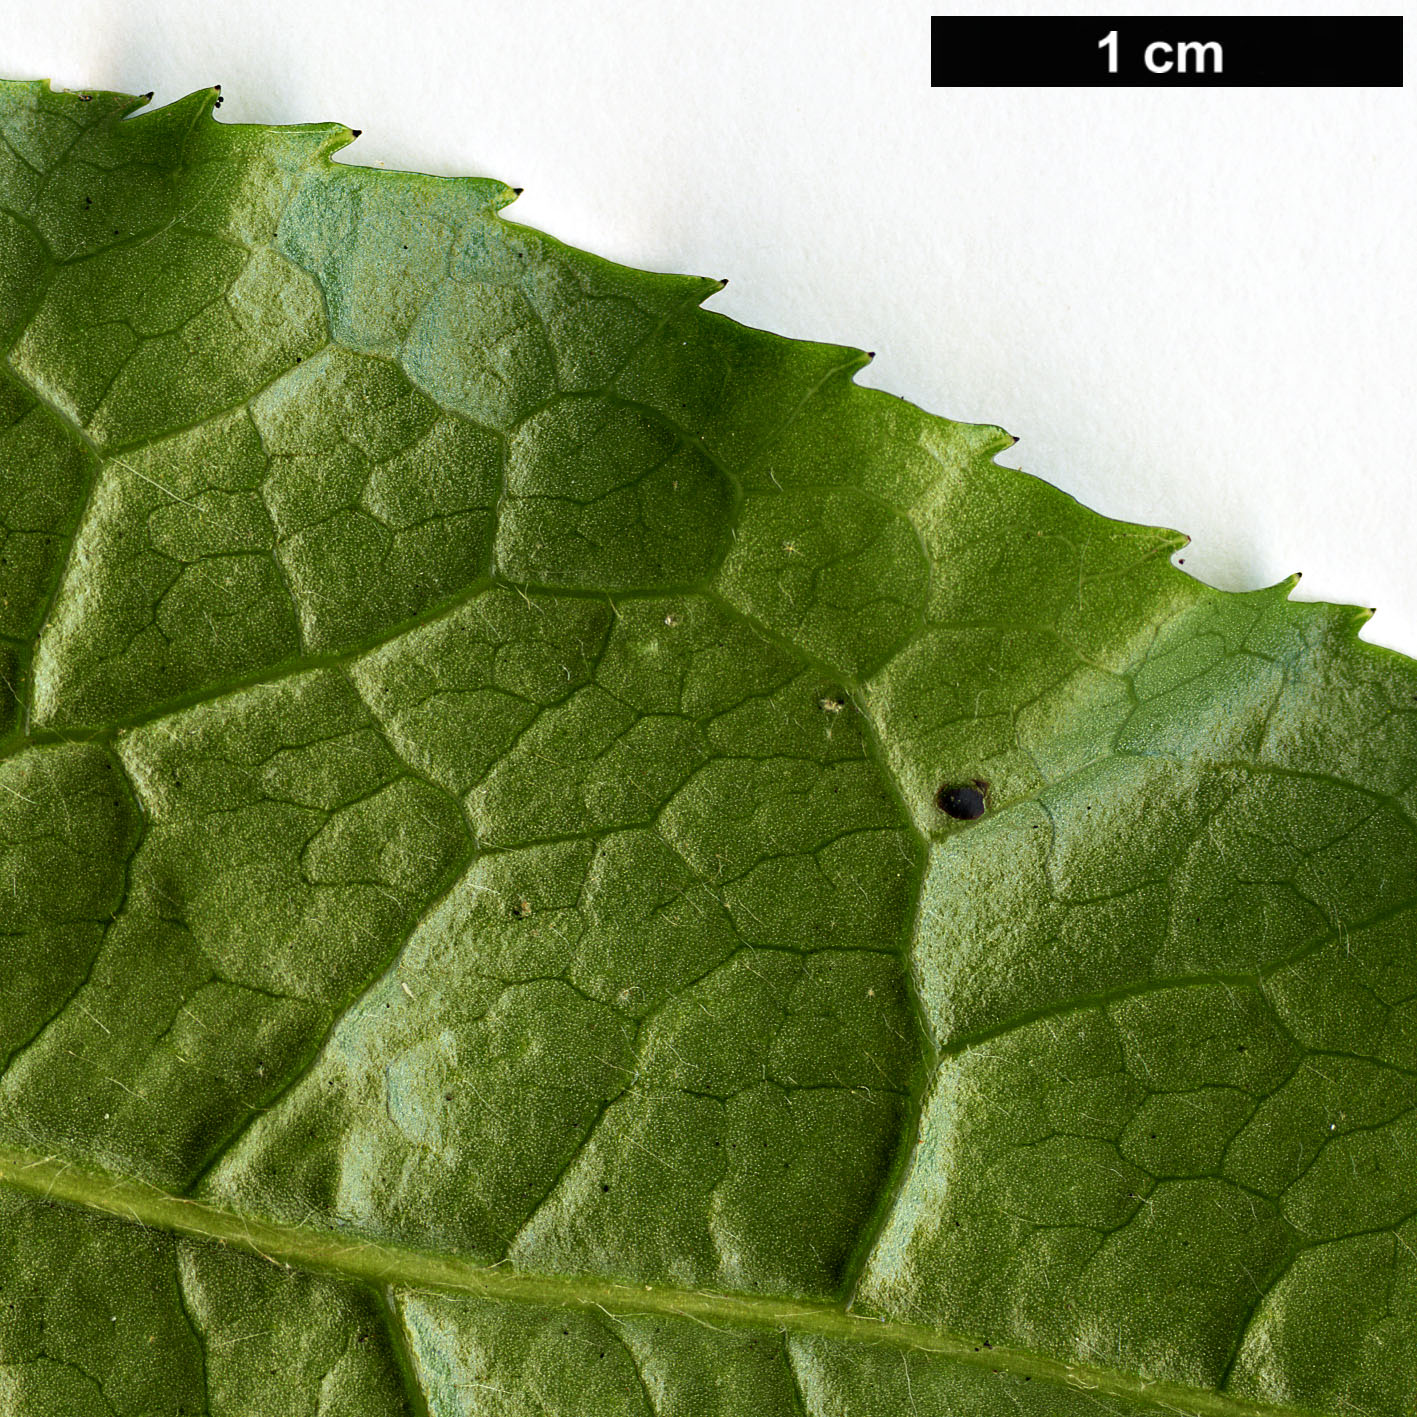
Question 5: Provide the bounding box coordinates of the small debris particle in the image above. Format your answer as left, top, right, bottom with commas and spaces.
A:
936, 779, 989, 820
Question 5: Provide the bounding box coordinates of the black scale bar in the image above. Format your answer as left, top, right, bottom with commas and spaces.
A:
931, 16, 1403, 87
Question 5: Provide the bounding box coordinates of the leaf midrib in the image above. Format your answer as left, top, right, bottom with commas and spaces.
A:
0, 1144, 1320, 1417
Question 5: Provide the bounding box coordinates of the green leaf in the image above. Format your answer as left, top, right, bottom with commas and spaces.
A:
0, 79, 1413, 1417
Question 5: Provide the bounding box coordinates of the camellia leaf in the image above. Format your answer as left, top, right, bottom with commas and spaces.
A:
0, 79, 1414, 1417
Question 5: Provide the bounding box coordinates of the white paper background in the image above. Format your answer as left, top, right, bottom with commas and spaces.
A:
7, 0, 1416, 648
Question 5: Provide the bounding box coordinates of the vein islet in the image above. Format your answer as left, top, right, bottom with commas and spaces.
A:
0, 1144, 1306, 1417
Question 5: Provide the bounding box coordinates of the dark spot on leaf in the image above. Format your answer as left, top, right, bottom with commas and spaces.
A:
936, 780, 988, 820
511, 898, 531, 919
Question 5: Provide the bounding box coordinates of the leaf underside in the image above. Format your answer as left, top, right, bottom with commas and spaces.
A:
0, 80, 1414, 1417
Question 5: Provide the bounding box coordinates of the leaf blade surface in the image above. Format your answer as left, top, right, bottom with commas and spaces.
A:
0, 79, 1413, 1417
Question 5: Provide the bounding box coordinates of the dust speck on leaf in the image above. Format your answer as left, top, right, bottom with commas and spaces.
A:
936, 780, 988, 821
